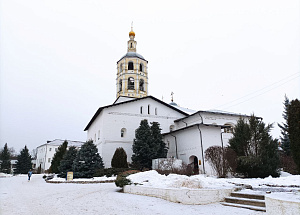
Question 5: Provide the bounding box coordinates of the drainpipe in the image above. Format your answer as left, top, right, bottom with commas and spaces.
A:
44, 144, 48, 173
198, 112, 204, 124
170, 134, 178, 159
181, 120, 188, 127
196, 124, 205, 174
220, 131, 225, 177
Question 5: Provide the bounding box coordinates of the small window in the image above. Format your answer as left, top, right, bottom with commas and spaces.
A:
121, 128, 126, 137
170, 125, 175, 132
139, 63, 143, 72
148, 105, 150, 114
139, 79, 144, 91
48, 158, 51, 163
49, 148, 52, 151
224, 124, 234, 133
98, 130, 100, 140
128, 61, 134, 70
130, 43, 132, 48
119, 63, 123, 73
140, 106, 143, 114
155, 108, 157, 115
128, 77, 135, 90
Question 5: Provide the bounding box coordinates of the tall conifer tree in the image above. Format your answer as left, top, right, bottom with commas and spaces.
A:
49, 140, 68, 173
73, 140, 104, 178
287, 99, 300, 173
132, 119, 154, 169
151, 122, 168, 158
229, 115, 280, 178
58, 146, 78, 177
15, 146, 32, 174
278, 95, 291, 155
0, 143, 11, 174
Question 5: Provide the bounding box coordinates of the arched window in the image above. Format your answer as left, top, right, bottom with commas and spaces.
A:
139, 63, 143, 72
139, 79, 144, 91
128, 77, 134, 90
130, 43, 132, 48
140, 106, 143, 114
128, 61, 134, 70
155, 107, 157, 115
148, 104, 150, 114
119, 79, 122, 92
121, 128, 126, 137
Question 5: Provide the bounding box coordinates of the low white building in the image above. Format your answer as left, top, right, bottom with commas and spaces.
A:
36, 139, 84, 172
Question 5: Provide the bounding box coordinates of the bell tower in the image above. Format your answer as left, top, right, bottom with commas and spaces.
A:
116, 25, 148, 98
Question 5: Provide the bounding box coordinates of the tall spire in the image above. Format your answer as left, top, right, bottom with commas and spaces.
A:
128, 23, 136, 52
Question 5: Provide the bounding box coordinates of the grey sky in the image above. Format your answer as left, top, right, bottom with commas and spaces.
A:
0, 0, 299, 152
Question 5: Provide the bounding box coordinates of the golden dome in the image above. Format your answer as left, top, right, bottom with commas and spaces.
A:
129, 30, 135, 37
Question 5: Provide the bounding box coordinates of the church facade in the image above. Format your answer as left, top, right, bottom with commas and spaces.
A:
84, 27, 252, 175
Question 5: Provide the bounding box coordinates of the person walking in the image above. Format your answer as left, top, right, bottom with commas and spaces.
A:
28, 169, 33, 181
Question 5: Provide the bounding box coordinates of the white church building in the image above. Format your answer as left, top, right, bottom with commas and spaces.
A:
84, 27, 252, 175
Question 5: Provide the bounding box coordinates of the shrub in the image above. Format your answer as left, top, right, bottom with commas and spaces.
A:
155, 161, 193, 176
111, 148, 128, 168
279, 153, 297, 175
115, 170, 140, 188
94, 168, 130, 177
205, 146, 235, 177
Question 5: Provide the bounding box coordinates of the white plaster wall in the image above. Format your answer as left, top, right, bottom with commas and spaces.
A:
265, 194, 300, 215
165, 125, 223, 175
36, 144, 60, 171
124, 185, 234, 205
175, 112, 247, 130
87, 97, 186, 167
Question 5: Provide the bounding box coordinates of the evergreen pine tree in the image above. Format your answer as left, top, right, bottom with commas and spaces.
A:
73, 140, 104, 178
287, 99, 300, 173
49, 140, 68, 173
228, 118, 250, 156
132, 119, 154, 169
229, 115, 280, 178
278, 95, 291, 155
151, 122, 168, 158
0, 143, 11, 174
58, 146, 78, 177
14, 146, 32, 174
111, 147, 128, 168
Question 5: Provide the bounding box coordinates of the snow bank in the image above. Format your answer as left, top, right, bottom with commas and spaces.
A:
0, 173, 12, 178
127, 170, 300, 190
48, 176, 116, 183
127, 170, 235, 189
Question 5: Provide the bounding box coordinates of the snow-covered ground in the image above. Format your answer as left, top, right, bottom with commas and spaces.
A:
128, 171, 300, 192
1, 174, 269, 215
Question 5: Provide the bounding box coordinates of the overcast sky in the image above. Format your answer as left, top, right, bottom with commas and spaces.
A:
1, 0, 299, 153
